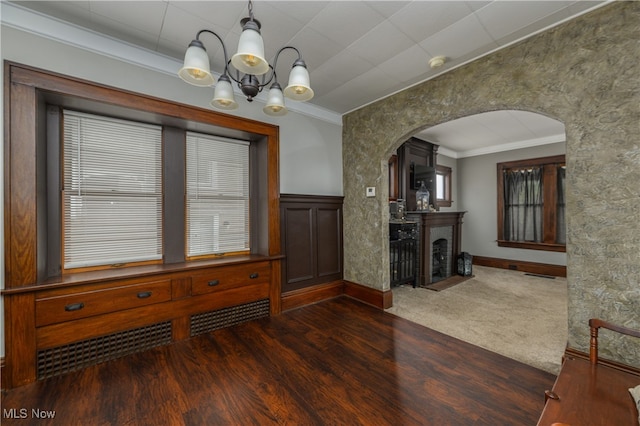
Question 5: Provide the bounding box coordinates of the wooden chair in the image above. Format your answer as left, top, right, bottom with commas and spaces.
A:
589, 318, 640, 364
538, 318, 640, 426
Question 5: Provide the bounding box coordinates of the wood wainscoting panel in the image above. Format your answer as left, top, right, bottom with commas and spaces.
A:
282, 280, 393, 312
280, 194, 344, 293
344, 280, 393, 310
281, 280, 345, 312
3, 293, 38, 388
473, 255, 566, 277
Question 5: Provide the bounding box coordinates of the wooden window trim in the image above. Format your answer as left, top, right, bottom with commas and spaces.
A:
497, 155, 566, 252
4, 61, 281, 289
388, 155, 399, 201
435, 165, 452, 208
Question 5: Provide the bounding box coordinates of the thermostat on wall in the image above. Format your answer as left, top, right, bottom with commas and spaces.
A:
366, 187, 376, 197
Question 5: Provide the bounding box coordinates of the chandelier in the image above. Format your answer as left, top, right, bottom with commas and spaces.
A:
178, 0, 314, 116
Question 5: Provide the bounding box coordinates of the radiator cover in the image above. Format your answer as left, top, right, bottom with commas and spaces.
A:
37, 321, 172, 380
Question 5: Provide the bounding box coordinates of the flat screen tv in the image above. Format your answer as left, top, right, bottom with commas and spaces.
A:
412, 165, 435, 190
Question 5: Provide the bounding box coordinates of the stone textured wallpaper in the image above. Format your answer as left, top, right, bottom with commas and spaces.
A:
342, 2, 639, 365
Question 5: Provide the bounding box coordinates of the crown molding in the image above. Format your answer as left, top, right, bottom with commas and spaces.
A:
1, 2, 343, 126
453, 134, 566, 159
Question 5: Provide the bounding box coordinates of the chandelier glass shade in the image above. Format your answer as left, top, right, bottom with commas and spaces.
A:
211, 75, 239, 110
263, 82, 287, 116
178, 0, 313, 116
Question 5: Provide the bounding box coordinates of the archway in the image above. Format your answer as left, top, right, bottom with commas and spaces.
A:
342, 2, 638, 363
387, 110, 568, 373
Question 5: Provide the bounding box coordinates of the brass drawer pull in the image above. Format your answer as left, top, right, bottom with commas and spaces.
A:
249, 273, 259, 279
208, 280, 220, 287
64, 302, 84, 312
137, 291, 152, 299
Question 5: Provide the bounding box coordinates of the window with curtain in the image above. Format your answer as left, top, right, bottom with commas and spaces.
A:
63, 110, 163, 270
503, 167, 543, 242
556, 166, 566, 245
497, 155, 566, 252
186, 132, 250, 258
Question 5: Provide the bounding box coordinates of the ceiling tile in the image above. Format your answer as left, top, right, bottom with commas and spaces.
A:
160, 4, 228, 62
317, 66, 402, 113
306, 1, 386, 48
286, 27, 344, 69
568, 1, 607, 15
377, 44, 432, 85
310, 48, 373, 90
364, 1, 411, 19
388, 1, 474, 43
343, 66, 401, 94
88, 1, 168, 36
250, 4, 309, 62
88, 12, 162, 51
419, 13, 495, 60
268, 1, 330, 24
492, 7, 573, 48
169, 1, 245, 31
348, 20, 415, 65
464, 1, 491, 13
475, 1, 573, 42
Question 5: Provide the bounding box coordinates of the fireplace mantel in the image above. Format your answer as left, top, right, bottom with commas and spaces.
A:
406, 212, 466, 286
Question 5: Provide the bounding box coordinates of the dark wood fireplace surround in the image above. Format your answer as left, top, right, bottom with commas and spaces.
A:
407, 212, 465, 286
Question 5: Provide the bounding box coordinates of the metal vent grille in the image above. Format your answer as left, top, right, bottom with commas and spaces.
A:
37, 321, 172, 380
191, 299, 270, 337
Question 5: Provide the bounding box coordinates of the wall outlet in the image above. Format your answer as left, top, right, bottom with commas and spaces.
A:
366, 187, 376, 197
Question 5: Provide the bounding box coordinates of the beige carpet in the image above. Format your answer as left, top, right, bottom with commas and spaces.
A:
386, 265, 568, 375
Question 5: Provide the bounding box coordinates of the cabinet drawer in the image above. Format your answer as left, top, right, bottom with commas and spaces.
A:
192, 262, 271, 295
36, 280, 172, 327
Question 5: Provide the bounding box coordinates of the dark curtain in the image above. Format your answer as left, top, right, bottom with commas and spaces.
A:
504, 167, 542, 242
556, 166, 566, 244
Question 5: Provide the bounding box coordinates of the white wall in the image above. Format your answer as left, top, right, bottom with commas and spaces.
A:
458, 142, 567, 265
0, 21, 343, 357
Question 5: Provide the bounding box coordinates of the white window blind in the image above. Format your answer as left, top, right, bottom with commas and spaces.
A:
63, 110, 163, 269
186, 132, 250, 257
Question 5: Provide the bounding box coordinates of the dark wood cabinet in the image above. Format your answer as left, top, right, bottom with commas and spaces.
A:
389, 221, 419, 287
396, 137, 438, 211
4, 256, 279, 386
280, 194, 343, 293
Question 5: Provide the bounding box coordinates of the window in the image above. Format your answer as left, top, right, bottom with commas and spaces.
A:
63, 110, 163, 270
7, 64, 279, 285
62, 113, 253, 270
435, 165, 452, 207
186, 132, 250, 258
497, 155, 566, 252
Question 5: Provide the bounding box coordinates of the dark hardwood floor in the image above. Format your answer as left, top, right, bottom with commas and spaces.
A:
1, 297, 555, 425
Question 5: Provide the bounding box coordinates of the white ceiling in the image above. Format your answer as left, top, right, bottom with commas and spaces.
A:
419, 110, 565, 158
4, 0, 604, 154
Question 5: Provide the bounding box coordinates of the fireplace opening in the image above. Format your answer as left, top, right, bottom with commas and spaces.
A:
432, 238, 448, 283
